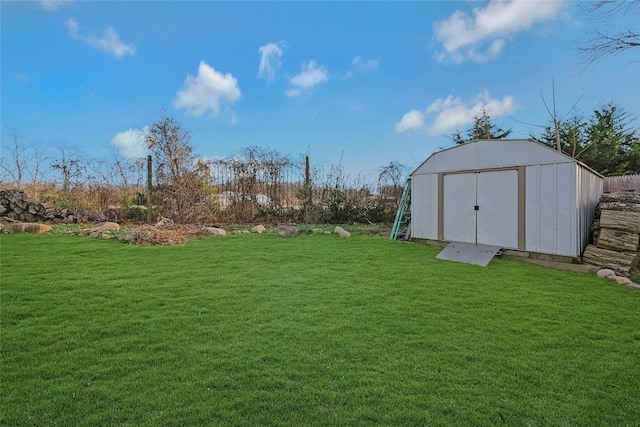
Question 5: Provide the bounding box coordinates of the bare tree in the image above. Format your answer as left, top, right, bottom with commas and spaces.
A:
539, 80, 584, 152
377, 161, 407, 200
0, 132, 48, 197
0, 132, 29, 188
145, 116, 213, 221
512, 80, 584, 153
578, 0, 640, 67
50, 145, 85, 193
26, 143, 47, 199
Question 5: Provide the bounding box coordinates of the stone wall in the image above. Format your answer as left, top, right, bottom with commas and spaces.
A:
583, 191, 640, 276
0, 190, 55, 223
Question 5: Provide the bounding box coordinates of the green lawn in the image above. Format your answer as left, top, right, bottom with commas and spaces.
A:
1, 231, 639, 426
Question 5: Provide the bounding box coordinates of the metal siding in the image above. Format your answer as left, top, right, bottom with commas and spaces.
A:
538, 164, 559, 254
476, 140, 532, 168
534, 163, 575, 257
575, 165, 604, 255
477, 170, 519, 248
526, 163, 602, 257
443, 173, 477, 243
410, 174, 439, 239
525, 166, 541, 253
429, 175, 439, 239
410, 175, 427, 239
436, 143, 478, 173
558, 163, 577, 257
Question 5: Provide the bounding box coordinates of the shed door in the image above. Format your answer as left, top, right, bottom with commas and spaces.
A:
443, 173, 477, 244
443, 170, 519, 249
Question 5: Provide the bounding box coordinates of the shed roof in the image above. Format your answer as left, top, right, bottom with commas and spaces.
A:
412, 139, 602, 177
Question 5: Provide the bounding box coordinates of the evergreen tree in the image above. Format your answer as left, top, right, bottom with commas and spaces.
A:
583, 103, 639, 175
451, 109, 512, 145
533, 102, 640, 176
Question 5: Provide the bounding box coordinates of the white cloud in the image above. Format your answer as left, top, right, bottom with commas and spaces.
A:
173, 61, 242, 116
258, 42, 284, 83
289, 60, 328, 91
67, 18, 136, 59
345, 55, 380, 78
41, 0, 73, 12
426, 91, 517, 135
111, 127, 149, 159
285, 89, 302, 97
395, 110, 425, 134
396, 91, 517, 135
433, 0, 565, 63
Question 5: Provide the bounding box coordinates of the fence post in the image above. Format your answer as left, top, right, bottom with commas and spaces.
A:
147, 155, 152, 224
304, 156, 312, 223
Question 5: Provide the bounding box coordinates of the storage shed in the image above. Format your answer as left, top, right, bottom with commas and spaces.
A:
410, 139, 604, 258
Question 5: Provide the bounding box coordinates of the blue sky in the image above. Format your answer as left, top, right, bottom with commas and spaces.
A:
2, 0, 639, 179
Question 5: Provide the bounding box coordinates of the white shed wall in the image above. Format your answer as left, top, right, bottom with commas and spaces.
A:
576, 164, 604, 255
410, 174, 438, 240
525, 162, 577, 257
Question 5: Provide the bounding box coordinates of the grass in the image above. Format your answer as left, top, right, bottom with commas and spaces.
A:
1, 231, 639, 426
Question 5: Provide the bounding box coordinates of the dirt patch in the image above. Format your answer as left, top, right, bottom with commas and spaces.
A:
119, 225, 210, 246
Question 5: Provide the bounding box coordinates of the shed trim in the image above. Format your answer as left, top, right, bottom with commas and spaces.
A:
437, 173, 444, 241
518, 166, 526, 250
439, 166, 522, 175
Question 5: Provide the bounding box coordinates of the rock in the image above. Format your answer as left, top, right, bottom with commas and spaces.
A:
583, 245, 635, 274
8, 223, 52, 234
58, 208, 72, 218
81, 222, 120, 236
101, 233, 112, 239
205, 227, 226, 236
0, 190, 56, 222
599, 210, 640, 234
596, 268, 617, 278
334, 226, 351, 238
596, 228, 639, 252
241, 230, 250, 234
600, 191, 640, 205
89, 231, 101, 238
62, 215, 75, 224
613, 276, 633, 285
626, 283, 640, 291
93, 212, 108, 223
250, 224, 266, 234
312, 228, 324, 234
277, 225, 298, 238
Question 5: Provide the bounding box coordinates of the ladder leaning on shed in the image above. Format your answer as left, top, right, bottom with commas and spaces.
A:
390, 178, 412, 240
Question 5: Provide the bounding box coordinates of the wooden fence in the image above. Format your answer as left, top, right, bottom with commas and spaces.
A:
604, 175, 640, 193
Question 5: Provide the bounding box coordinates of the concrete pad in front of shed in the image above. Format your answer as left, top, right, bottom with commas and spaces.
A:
436, 242, 502, 267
